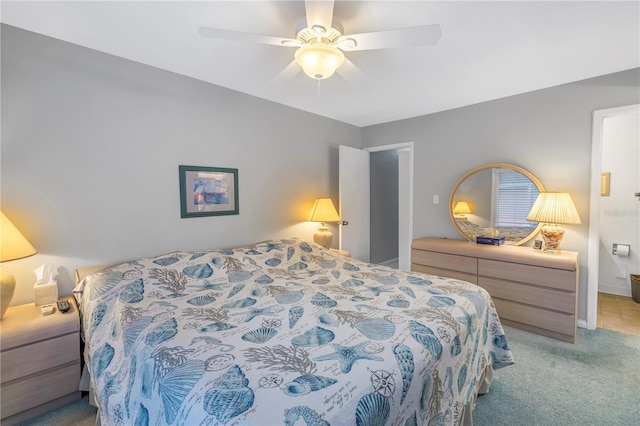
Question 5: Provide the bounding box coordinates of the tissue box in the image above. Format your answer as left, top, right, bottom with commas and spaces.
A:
34, 282, 58, 305
476, 236, 506, 246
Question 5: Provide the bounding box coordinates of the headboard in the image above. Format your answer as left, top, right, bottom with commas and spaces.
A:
74, 265, 110, 284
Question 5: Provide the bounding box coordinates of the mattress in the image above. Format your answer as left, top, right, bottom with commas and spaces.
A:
75, 238, 513, 425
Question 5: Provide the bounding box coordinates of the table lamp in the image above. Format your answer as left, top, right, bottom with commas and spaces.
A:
526, 192, 581, 253
452, 201, 471, 218
1, 211, 37, 319
308, 198, 340, 249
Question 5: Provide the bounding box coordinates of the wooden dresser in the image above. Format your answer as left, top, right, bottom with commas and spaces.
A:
411, 237, 579, 343
0, 296, 81, 424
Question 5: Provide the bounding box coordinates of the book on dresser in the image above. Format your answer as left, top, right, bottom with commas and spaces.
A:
411, 237, 579, 343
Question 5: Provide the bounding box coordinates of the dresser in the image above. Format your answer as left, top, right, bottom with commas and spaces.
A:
411, 237, 579, 343
0, 296, 81, 424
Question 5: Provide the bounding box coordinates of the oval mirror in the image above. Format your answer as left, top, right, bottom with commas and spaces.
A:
449, 163, 544, 245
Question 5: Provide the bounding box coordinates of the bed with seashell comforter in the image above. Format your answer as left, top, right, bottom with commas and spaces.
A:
75, 238, 513, 426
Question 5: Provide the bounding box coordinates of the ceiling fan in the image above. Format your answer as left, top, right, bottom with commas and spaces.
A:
198, 0, 441, 81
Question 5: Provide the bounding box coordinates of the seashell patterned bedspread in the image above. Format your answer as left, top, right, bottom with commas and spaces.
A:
78, 238, 513, 426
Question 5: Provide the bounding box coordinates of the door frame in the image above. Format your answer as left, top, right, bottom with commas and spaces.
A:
587, 104, 639, 330
365, 142, 414, 270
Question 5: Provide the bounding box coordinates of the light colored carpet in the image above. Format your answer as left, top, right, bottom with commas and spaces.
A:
473, 326, 640, 425
18, 325, 640, 425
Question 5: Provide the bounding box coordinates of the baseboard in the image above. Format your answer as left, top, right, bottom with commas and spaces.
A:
598, 283, 632, 297
378, 257, 399, 268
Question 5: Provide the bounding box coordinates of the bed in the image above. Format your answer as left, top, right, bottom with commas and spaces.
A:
74, 238, 513, 425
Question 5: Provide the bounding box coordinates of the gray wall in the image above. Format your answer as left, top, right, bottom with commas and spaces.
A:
361, 68, 640, 322
1, 25, 361, 304
3, 23, 639, 324
370, 150, 399, 263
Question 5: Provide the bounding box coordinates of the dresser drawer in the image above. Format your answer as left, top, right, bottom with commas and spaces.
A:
411, 264, 478, 284
0, 362, 81, 418
478, 277, 575, 314
478, 259, 576, 291
411, 249, 477, 275
1, 332, 80, 383
492, 298, 576, 336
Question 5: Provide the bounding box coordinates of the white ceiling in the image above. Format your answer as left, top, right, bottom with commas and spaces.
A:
2, 1, 639, 127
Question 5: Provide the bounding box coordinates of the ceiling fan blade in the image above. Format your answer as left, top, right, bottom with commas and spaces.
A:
268, 60, 302, 85
198, 26, 302, 47
305, 0, 334, 32
343, 24, 442, 51
336, 58, 364, 83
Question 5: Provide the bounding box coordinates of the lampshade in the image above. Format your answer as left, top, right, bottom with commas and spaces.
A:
526, 192, 580, 254
1, 211, 37, 319
308, 198, 340, 250
294, 43, 345, 80
1, 211, 37, 262
309, 198, 340, 223
452, 201, 472, 215
526, 193, 581, 225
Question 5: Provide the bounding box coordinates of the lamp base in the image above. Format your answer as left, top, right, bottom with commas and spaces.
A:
540, 224, 565, 254
1, 273, 16, 319
313, 226, 333, 250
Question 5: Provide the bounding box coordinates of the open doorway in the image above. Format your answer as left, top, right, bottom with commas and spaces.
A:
588, 104, 639, 335
367, 143, 413, 270
339, 143, 413, 270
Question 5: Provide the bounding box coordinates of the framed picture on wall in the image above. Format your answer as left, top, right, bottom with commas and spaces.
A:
179, 165, 239, 218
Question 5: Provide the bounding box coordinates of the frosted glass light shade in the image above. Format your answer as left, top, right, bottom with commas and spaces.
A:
295, 44, 345, 80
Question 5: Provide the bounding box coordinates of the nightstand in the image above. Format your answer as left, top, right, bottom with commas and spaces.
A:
0, 296, 81, 425
329, 248, 351, 257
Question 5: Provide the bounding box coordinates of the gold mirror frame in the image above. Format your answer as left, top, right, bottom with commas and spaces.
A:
449, 163, 545, 246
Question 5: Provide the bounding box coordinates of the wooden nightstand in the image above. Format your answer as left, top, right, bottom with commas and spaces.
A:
329, 248, 351, 257
0, 296, 81, 424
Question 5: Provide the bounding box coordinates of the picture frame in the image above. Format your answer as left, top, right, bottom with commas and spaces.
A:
179, 165, 239, 218
534, 240, 543, 250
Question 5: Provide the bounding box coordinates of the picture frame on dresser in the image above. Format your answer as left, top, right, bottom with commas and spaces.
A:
179, 165, 239, 218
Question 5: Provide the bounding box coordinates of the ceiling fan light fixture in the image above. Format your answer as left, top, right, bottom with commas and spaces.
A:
294, 43, 345, 80
311, 24, 326, 34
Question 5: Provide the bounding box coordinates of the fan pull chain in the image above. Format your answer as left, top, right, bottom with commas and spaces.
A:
317, 79, 321, 97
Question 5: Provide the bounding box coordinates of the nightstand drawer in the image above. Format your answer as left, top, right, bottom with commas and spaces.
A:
1, 332, 80, 383
0, 361, 80, 418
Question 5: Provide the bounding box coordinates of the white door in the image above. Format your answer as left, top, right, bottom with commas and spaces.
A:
398, 149, 412, 270
339, 145, 370, 262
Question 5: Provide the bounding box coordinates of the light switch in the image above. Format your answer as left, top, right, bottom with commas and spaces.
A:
433, 195, 439, 204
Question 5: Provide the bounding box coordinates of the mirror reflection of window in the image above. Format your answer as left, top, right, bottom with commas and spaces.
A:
449, 163, 545, 245
491, 168, 539, 229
